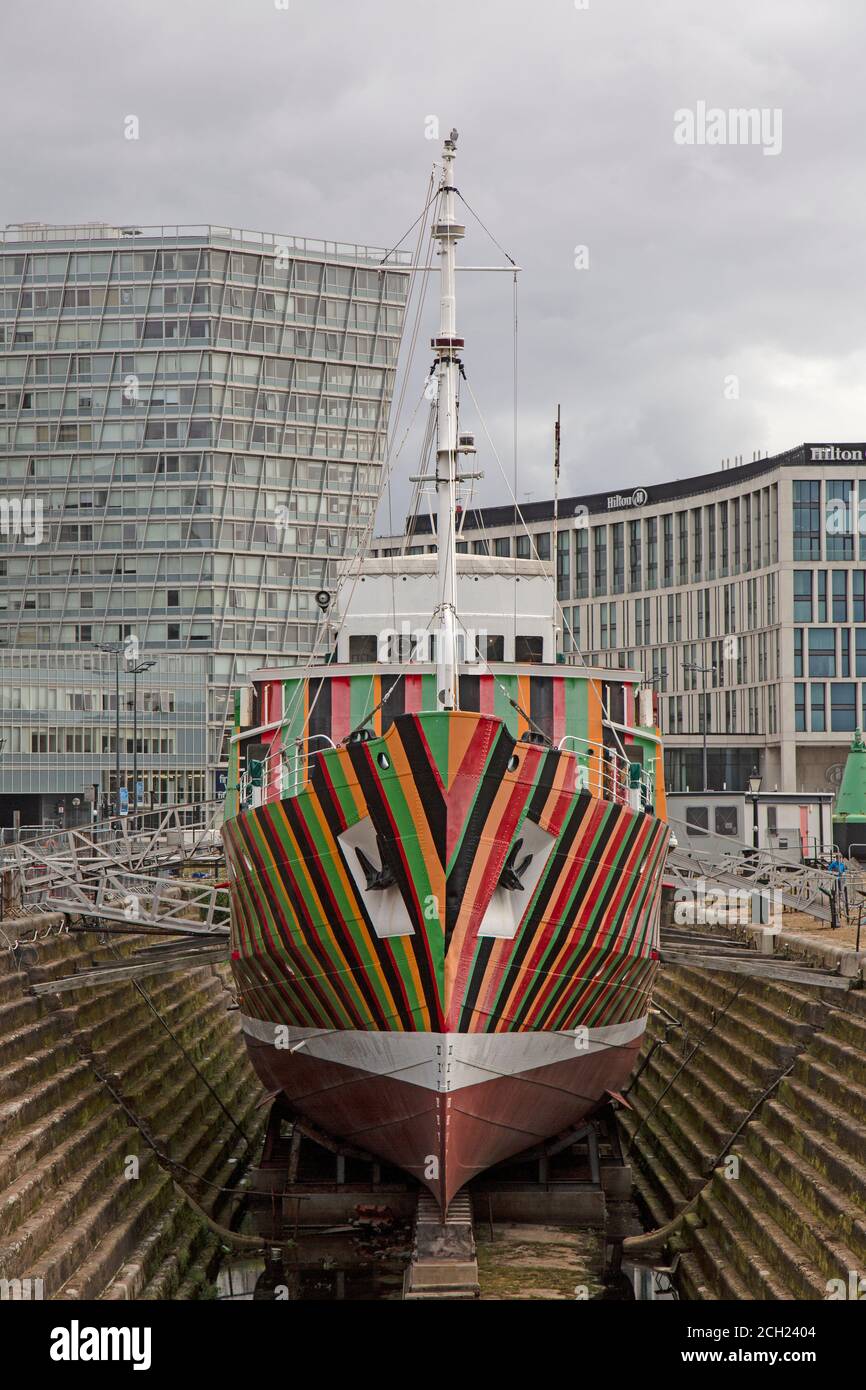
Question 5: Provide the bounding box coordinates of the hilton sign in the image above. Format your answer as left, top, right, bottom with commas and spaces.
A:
810, 445, 866, 462
606, 488, 648, 511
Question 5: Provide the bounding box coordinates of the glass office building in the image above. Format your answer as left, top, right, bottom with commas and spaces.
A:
0, 223, 409, 827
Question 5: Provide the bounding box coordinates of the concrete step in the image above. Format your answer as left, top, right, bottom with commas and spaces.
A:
745, 1121, 866, 1263
0, 1087, 112, 1192
777, 1075, 866, 1166
710, 1170, 829, 1299
762, 1097, 866, 1219
0, 1061, 96, 1141
792, 1053, 866, 1128
659, 971, 819, 1063
620, 1094, 706, 1207
820, 1000, 866, 1053
0, 1104, 127, 1240
637, 1037, 751, 1147
0, 1013, 67, 1068
737, 1147, 865, 1285
29, 1162, 174, 1300
808, 1029, 866, 1082
683, 1214, 756, 1300
657, 965, 825, 1027
697, 1186, 799, 1300
0, 1039, 80, 1105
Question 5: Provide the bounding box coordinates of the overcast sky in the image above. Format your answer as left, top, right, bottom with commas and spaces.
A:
2, 0, 865, 520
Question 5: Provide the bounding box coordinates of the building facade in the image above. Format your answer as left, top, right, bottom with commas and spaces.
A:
375, 443, 866, 795
0, 223, 409, 826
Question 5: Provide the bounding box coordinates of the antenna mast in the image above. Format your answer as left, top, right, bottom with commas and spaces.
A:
553, 404, 561, 645
432, 130, 465, 712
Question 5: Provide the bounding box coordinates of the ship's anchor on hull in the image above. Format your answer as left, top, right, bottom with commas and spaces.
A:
498, 838, 534, 891
354, 839, 397, 892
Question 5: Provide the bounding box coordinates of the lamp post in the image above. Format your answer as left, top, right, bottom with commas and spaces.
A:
682, 659, 717, 793
97, 643, 124, 817
748, 766, 762, 850
130, 659, 156, 813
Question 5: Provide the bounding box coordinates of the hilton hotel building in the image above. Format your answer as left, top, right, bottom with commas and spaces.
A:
375, 442, 866, 796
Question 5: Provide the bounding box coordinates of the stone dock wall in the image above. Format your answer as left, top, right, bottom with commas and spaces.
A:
0, 930, 260, 1301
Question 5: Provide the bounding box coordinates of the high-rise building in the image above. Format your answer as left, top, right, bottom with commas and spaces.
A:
0, 223, 409, 827
375, 444, 866, 796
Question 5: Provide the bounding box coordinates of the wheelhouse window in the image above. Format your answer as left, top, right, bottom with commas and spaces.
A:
515, 634, 543, 664
349, 634, 377, 662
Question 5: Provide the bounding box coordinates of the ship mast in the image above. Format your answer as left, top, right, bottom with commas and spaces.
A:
432, 130, 466, 711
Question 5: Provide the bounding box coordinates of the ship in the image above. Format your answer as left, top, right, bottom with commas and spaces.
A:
223, 132, 670, 1211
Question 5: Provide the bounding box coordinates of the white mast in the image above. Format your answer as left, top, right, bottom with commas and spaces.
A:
432, 130, 465, 712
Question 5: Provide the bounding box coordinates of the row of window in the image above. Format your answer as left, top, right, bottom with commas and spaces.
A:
0, 352, 390, 393
0, 553, 331, 584
793, 478, 866, 561
0, 250, 409, 302
0, 621, 319, 653
0, 323, 402, 366
0, 452, 379, 490
794, 626, 866, 678
0, 420, 385, 458
794, 681, 865, 732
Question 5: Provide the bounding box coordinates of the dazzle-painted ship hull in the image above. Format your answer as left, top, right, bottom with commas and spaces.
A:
225, 707, 668, 1208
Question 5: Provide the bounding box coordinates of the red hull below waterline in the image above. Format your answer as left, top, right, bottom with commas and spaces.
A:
242, 1021, 646, 1210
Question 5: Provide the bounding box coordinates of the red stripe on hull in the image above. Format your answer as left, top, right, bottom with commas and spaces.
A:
243, 1030, 643, 1210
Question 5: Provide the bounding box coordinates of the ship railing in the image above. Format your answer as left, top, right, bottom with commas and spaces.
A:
237, 731, 654, 812
239, 735, 336, 808
556, 736, 655, 811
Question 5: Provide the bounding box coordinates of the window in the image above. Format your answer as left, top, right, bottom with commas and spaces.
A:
515, 634, 543, 663
795, 682, 806, 731
349, 634, 377, 661
515, 534, 530, 559
691, 508, 702, 581
854, 571, 866, 623
793, 480, 821, 561
826, 480, 854, 560
715, 806, 739, 837
612, 523, 624, 593
810, 682, 826, 731
793, 571, 812, 621
556, 530, 570, 600
662, 514, 673, 586
493, 537, 510, 558
575, 529, 589, 598
832, 570, 848, 622
677, 512, 688, 583
645, 516, 658, 589
484, 633, 505, 661
808, 629, 835, 677
592, 526, 607, 596
685, 806, 709, 836
628, 519, 641, 591
535, 532, 550, 561
719, 501, 729, 575
831, 682, 857, 732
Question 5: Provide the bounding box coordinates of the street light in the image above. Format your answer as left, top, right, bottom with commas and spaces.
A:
682, 659, 717, 793
96, 643, 124, 817
748, 766, 762, 849
130, 660, 156, 813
